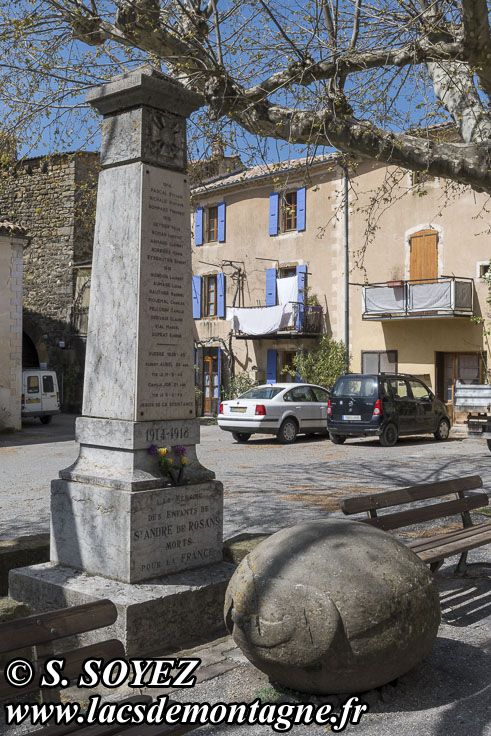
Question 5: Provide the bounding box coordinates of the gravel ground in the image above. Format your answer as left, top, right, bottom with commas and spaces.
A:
1, 414, 490, 542
1, 415, 490, 735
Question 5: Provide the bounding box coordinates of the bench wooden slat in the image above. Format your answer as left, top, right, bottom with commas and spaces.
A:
406, 520, 491, 552
0, 639, 125, 700
31, 696, 153, 736
408, 523, 491, 563
0, 600, 118, 655
341, 475, 483, 515
360, 493, 489, 531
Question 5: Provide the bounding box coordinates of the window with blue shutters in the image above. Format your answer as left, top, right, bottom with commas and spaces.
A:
195, 274, 226, 319
270, 187, 307, 234
195, 204, 226, 244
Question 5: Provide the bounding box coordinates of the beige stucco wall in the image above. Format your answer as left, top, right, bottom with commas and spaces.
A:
347, 163, 490, 388
192, 162, 343, 378
192, 159, 490, 399
0, 234, 24, 430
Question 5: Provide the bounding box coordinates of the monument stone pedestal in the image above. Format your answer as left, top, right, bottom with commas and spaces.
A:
10, 67, 234, 656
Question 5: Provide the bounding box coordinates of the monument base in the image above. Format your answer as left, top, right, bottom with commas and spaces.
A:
9, 561, 235, 656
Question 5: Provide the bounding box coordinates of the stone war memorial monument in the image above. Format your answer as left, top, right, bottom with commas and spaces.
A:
10, 66, 234, 655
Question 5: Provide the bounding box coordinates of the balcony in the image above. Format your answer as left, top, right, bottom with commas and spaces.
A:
231, 302, 324, 339
362, 277, 474, 320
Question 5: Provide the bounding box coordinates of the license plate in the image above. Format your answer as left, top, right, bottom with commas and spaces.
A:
342, 414, 361, 421
231, 407, 246, 413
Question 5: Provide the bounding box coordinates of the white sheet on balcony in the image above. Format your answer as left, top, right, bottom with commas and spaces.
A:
364, 285, 405, 314
277, 276, 298, 305
408, 281, 452, 310
226, 304, 293, 334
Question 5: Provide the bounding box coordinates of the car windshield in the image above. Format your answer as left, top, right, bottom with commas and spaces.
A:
238, 387, 284, 400
333, 377, 378, 398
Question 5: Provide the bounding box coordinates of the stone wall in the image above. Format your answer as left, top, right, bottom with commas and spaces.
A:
0, 152, 99, 409
0, 230, 25, 430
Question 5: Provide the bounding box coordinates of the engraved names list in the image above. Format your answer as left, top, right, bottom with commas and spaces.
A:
138, 166, 195, 421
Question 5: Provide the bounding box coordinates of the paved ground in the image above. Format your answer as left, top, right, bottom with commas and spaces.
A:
1, 416, 490, 735
0, 414, 490, 541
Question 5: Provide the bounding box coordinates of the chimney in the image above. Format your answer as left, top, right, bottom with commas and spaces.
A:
211, 137, 225, 160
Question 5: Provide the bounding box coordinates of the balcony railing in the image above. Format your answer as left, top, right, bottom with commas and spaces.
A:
232, 302, 324, 338
362, 277, 474, 320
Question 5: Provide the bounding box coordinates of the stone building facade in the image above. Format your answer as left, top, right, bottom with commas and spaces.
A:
192, 156, 491, 420
0, 152, 99, 409
0, 222, 26, 429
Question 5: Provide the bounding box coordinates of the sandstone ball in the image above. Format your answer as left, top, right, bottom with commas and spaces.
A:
224, 519, 440, 694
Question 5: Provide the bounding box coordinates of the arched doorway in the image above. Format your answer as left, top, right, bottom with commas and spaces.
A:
22, 332, 39, 368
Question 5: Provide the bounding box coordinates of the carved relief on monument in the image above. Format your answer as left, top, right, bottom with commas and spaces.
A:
144, 111, 185, 168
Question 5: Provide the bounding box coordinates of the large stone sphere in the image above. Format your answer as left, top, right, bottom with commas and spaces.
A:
224, 519, 440, 694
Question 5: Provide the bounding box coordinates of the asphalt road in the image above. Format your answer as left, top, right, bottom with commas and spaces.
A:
0, 414, 489, 542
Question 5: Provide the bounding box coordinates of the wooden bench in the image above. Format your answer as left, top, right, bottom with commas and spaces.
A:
341, 474, 491, 574
0, 599, 199, 736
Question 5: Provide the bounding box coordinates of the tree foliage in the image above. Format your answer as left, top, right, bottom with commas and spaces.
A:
284, 336, 349, 389
221, 371, 258, 399
1, 0, 491, 192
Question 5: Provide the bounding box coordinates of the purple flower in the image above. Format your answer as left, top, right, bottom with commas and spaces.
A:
148, 444, 158, 455
174, 444, 187, 457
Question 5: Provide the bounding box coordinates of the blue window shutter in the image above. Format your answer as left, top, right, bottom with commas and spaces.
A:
217, 273, 225, 317
266, 349, 277, 384
296, 187, 306, 231
296, 265, 307, 330
269, 193, 279, 236
216, 347, 221, 409
217, 202, 226, 242
265, 268, 277, 306
195, 208, 203, 246
192, 276, 201, 319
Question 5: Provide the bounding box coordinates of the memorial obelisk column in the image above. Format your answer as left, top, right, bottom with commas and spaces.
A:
10, 67, 234, 655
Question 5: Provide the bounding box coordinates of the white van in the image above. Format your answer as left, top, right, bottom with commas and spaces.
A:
21, 369, 60, 424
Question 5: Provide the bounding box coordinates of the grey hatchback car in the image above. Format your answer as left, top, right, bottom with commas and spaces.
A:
327, 373, 450, 446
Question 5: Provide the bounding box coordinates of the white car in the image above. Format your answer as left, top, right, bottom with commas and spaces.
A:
218, 383, 330, 444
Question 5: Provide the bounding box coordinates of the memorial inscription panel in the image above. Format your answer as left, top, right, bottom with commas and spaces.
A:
131, 483, 222, 580
137, 165, 196, 422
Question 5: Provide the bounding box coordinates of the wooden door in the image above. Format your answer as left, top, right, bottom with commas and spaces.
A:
410, 230, 438, 282
202, 353, 220, 414
439, 352, 482, 424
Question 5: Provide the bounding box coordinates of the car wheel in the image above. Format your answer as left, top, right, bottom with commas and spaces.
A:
232, 432, 251, 443
329, 433, 346, 444
434, 418, 450, 441
277, 418, 298, 444
379, 423, 398, 447
40, 416, 52, 425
